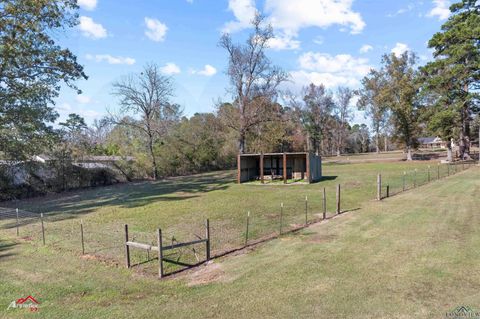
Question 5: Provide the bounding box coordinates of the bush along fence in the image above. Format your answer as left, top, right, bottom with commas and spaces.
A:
0, 160, 475, 278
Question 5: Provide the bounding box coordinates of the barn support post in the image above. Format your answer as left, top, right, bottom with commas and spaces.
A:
336, 184, 341, 214
322, 188, 327, 220
157, 228, 163, 278
205, 219, 211, 261
237, 154, 241, 184
260, 153, 264, 184
283, 153, 287, 184
306, 153, 311, 183
377, 174, 382, 200
124, 224, 130, 268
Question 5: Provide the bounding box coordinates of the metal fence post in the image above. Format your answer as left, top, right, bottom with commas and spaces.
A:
403, 171, 406, 191
245, 211, 250, 246
336, 184, 341, 214
40, 213, 45, 245
427, 165, 430, 182
124, 224, 130, 268
279, 203, 284, 235
205, 219, 210, 261
157, 228, 163, 278
305, 196, 308, 225
437, 163, 440, 179
80, 220, 85, 255
377, 174, 382, 200
15, 208, 19, 237
386, 185, 390, 198
322, 188, 327, 220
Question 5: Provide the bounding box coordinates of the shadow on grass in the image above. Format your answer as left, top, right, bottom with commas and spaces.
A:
2, 171, 234, 223
0, 240, 17, 260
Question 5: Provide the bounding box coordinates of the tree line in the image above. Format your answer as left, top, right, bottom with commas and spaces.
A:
0, 0, 479, 183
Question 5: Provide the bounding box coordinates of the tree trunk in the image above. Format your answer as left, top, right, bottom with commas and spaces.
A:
238, 130, 246, 154
384, 135, 388, 152
147, 132, 158, 180
446, 142, 453, 162
406, 146, 412, 161
375, 133, 380, 154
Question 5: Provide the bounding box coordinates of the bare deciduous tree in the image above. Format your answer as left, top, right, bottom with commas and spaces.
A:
110, 64, 182, 179
218, 14, 288, 154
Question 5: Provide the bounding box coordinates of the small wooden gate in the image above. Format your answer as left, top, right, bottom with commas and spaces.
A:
124, 219, 210, 278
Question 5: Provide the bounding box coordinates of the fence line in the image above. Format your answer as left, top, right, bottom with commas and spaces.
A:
0, 160, 475, 277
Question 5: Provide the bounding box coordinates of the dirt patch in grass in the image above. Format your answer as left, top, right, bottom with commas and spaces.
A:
186, 262, 226, 286
303, 233, 337, 244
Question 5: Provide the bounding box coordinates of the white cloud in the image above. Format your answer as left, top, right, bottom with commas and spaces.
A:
265, 0, 366, 35
223, 0, 365, 51
391, 42, 410, 56
223, 0, 257, 33
290, 51, 372, 89
76, 95, 91, 104
144, 17, 168, 42
192, 64, 217, 76
386, 3, 415, 17
78, 0, 97, 11
86, 54, 136, 65
160, 63, 181, 75
359, 44, 373, 53
78, 16, 107, 39
427, 0, 450, 20
267, 34, 300, 50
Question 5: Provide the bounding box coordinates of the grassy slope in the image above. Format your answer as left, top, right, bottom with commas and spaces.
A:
1, 166, 479, 318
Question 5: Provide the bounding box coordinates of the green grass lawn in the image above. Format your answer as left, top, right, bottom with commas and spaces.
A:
0, 164, 479, 318
0, 160, 470, 271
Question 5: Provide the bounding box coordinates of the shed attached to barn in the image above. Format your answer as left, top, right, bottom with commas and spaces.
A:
237, 152, 322, 184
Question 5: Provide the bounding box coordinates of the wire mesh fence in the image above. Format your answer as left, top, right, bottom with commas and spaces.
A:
0, 160, 475, 277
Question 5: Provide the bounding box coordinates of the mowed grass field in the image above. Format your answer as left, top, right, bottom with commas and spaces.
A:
0, 159, 455, 263
0, 163, 479, 318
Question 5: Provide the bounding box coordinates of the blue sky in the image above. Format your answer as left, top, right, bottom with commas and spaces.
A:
56, 0, 451, 125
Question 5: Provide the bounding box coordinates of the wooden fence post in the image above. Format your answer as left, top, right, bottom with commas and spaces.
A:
322, 188, 327, 220
377, 174, 382, 200
124, 224, 130, 268
80, 220, 85, 255
305, 196, 308, 225
15, 208, 19, 237
336, 184, 341, 214
157, 228, 163, 278
279, 203, 284, 234
245, 211, 250, 246
40, 213, 45, 245
205, 219, 211, 261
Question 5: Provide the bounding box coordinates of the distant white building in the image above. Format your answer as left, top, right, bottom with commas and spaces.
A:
418, 136, 451, 149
